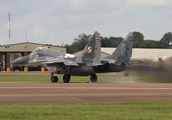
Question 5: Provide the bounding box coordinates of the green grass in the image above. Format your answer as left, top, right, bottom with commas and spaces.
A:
0, 75, 90, 82
0, 72, 172, 82
0, 75, 58, 82
0, 74, 152, 83
0, 102, 172, 120
0, 73, 126, 82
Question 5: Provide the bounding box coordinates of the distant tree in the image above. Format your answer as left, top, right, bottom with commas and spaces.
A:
64, 31, 170, 53
109, 37, 123, 47
160, 32, 172, 46
68, 33, 92, 53
134, 40, 166, 48
70, 42, 79, 53
101, 37, 112, 47
132, 31, 144, 48
132, 31, 144, 42
140, 40, 158, 48
74, 33, 91, 51
155, 41, 166, 48
133, 40, 141, 48
64, 44, 75, 53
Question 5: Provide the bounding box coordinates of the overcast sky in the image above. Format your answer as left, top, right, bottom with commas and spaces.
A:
0, 0, 172, 45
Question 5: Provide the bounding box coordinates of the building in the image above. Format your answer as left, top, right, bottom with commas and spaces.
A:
0, 42, 66, 71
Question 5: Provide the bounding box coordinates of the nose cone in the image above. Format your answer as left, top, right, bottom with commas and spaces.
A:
12, 57, 21, 65
12, 55, 29, 66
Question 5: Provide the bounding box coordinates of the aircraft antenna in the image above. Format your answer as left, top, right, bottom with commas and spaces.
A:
25, 29, 28, 48
8, 12, 11, 44
62, 39, 64, 46
26, 29, 28, 42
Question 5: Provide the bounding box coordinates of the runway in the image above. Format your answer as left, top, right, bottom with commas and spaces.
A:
0, 82, 172, 104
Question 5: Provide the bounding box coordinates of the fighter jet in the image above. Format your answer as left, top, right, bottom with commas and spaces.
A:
12, 32, 134, 83
12, 31, 102, 83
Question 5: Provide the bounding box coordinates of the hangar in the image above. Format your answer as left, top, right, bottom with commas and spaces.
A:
0, 42, 66, 71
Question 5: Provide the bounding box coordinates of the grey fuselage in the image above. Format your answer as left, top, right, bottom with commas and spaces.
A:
12, 48, 96, 76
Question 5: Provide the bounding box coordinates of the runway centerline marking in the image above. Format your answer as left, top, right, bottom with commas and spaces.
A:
0, 87, 172, 90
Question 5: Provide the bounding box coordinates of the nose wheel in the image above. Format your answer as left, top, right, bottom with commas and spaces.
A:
51, 76, 58, 82
51, 73, 58, 82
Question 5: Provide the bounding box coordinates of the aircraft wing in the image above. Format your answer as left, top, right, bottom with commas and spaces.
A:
42, 58, 79, 66
86, 63, 102, 66
42, 59, 102, 67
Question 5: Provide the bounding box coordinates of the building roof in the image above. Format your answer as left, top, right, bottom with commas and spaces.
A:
0, 42, 66, 52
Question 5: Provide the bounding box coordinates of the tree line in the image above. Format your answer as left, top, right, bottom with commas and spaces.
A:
64, 32, 172, 53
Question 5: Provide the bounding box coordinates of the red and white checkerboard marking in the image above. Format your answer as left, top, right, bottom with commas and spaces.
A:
87, 46, 92, 53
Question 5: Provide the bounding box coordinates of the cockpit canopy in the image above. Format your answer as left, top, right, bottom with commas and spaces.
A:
31, 47, 48, 54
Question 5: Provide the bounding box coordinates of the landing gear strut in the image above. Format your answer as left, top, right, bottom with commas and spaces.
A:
90, 73, 97, 82
63, 74, 71, 83
51, 73, 58, 82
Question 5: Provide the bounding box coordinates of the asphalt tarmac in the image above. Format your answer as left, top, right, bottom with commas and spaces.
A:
0, 82, 172, 104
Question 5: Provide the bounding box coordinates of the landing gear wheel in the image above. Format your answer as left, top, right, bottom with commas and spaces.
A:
51, 76, 58, 82
90, 74, 97, 82
63, 74, 71, 83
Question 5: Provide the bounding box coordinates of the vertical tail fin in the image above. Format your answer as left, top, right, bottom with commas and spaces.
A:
76, 31, 101, 64
105, 32, 134, 64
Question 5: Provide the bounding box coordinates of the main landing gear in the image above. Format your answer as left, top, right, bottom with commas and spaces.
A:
63, 74, 71, 83
50, 73, 98, 83
90, 73, 97, 82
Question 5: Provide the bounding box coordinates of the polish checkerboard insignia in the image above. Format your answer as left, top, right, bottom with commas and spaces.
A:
87, 46, 92, 53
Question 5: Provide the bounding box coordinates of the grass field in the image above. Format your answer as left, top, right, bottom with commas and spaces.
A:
0, 72, 172, 83
0, 74, 151, 83
0, 72, 133, 82
0, 102, 172, 120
